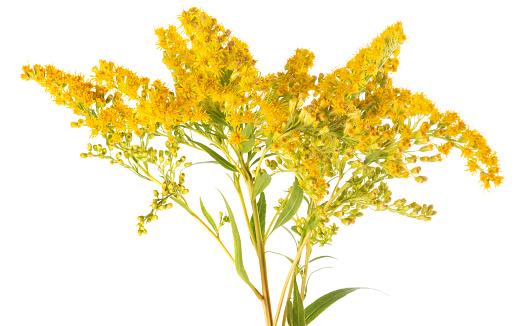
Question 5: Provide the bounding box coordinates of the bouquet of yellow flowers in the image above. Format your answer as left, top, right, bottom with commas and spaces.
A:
21, 7, 502, 326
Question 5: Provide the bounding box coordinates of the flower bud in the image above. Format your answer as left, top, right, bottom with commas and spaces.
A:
419, 144, 434, 152
80, 153, 87, 158
333, 211, 345, 217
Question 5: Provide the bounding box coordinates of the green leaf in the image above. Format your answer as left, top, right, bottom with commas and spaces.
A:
303, 267, 333, 300
217, 190, 253, 290
171, 196, 194, 216
286, 300, 294, 326
253, 171, 271, 200
239, 124, 256, 153
250, 192, 266, 242
265, 251, 294, 264
292, 277, 306, 326
271, 178, 303, 234
291, 225, 301, 236
209, 112, 228, 127
265, 132, 274, 147
304, 288, 362, 325
309, 255, 338, 264
282, 225, 299, 247
190, 140, 238, 172
199, 198, 218, 234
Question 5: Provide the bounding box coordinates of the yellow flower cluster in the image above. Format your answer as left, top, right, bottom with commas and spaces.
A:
268, 22, 409, 202
22, 6, 503, 231
154, 6, 262, 144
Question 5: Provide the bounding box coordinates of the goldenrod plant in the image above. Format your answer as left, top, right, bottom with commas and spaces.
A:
21, 7, 503, 326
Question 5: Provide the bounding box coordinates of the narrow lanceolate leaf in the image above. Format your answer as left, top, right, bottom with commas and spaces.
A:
250, 192, 266, 241
292, 277, 306, 326
271, 178, 303, 234
252, 171, 271, 200
286, 300, 294, 326
265, 132, 274, 147
304, 267, 334, 300
171, 196, 194, 216
304, 288, 362, 325
282, 225, 299, 247
218, 190, 253, 290
265, 251, 294, 264
309, 255, 338, 264
199, 198, 218, 234
189, 139, 238, 172
239, 124, 256, 153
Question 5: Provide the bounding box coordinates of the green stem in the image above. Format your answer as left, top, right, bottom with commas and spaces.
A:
233, 172, 257, 249
272, 235, 311, 326
246, 177, 273, 326
281, 269, 296, 326
300, 243, 312, 300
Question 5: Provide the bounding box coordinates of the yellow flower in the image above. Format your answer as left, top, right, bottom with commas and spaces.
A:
227, 126, 249, 149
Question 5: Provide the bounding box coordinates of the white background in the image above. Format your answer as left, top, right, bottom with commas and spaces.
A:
1, 0, 528, 325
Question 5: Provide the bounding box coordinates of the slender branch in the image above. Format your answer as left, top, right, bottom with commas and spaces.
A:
254, 144, 271, 176
169, 196, 233, 262
281, 271, 296, 326
241, 155, 274, 326
264, 188, 292, 240
131, 149, 264, 301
